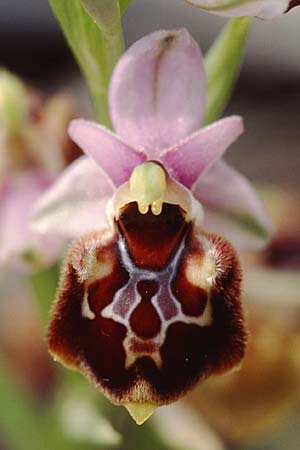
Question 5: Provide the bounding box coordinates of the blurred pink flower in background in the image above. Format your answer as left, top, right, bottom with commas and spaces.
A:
0, 70, 81, 270
0, 70, 81, 399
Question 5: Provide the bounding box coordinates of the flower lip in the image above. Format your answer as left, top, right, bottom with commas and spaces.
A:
48, 226, 246, 416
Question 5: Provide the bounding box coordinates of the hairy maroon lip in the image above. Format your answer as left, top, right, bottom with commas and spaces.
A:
129, 338, 159, 354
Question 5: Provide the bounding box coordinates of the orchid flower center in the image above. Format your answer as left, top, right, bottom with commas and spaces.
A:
129, 161, 167, 216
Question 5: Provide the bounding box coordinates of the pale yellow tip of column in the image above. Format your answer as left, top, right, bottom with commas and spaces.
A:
125, 403, 157, 425
129, 162, 167, 216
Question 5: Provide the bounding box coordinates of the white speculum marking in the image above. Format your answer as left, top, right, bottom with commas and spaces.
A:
81, 290, 96, 320
100, 236, 214, 370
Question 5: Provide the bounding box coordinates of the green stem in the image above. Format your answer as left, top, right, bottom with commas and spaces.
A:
80, 0, 125, 125
204, 17, 252, 125
91, 28, 124, 125
49, 0, 125, 127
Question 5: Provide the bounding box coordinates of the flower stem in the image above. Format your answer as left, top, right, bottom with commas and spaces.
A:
49, 0, 125, 127
204, 17, 252, 125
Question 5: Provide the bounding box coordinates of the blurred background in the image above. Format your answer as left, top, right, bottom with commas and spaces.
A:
0, 1, 299, 450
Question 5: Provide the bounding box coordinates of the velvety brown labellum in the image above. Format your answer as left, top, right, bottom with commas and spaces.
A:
48, 202, 246, 407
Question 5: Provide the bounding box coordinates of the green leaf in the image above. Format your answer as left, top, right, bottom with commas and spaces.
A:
48, 0, 125, 127
204, 17, 251, 125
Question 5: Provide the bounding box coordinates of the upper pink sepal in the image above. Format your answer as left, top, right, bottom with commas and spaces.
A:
161, 116, 244, 189
183, 0, 290, 20
31, 156, 115, 238
109, 28, 206, 157
68, 119, 147, 186
193, 161, 274, 249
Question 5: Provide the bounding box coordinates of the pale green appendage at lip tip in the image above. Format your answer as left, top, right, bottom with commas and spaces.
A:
125, 403, 157, 425
204, 17, 252, 125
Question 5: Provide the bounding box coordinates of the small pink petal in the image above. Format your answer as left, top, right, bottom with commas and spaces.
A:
161, 116, 244, 188
32, 156, 115, 238
109, 28, 206, 157
183, 0, 289, 20
193, 161, 274, 249
0, 170, 64, 269
68, 120, 147, 186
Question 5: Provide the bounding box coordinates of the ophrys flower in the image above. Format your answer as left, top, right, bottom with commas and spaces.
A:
33, 29, 272, 424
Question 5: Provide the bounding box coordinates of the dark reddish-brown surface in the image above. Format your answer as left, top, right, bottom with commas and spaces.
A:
48, 240, 130, 389
263, 232, 300, 269
286, 0, 300, 12
130, 280, 161, 339
171, 247, 208, 317
117, 202, 188, 270
49, 214, 245, 405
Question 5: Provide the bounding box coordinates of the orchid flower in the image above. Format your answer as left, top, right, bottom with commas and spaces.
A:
183, 0, 299, 20
32, 28, 272, 424
0, 70, 80, 270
